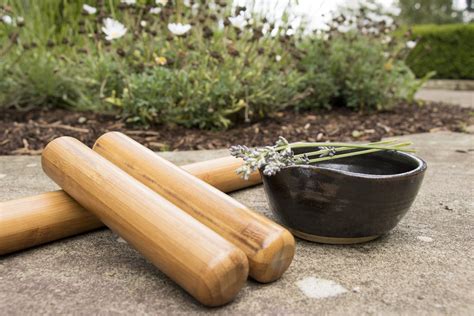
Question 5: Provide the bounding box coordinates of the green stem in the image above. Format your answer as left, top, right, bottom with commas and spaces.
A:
108, 0, 116, 18
307, 144, 412, 164
285, 141, 413, 151
296, 141, 415, 159
293, 139, 401, 158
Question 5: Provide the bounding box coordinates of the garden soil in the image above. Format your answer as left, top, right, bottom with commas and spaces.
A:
1, 102, 472, 155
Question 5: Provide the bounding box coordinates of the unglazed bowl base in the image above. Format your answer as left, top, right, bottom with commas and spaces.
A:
289, 228, 380, 245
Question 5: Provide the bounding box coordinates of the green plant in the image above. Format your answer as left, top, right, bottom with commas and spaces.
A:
1, 51, 80, 109
397, 0, 464, 25
298, 5, 428, 111
0, 0, 305, 128
122, 53, 301, 129
0, 0, 429, 129
405, 24, 474, 79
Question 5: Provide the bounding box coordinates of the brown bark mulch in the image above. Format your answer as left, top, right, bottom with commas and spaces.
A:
1, 102, 472, 155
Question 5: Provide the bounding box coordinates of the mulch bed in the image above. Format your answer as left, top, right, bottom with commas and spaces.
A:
1, 102, 472, 155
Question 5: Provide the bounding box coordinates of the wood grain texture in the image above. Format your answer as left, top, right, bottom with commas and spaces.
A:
0, 154, 260, 256
183, 156, 261, 192
94, 132, 295, 283
0, 191, 102, 255
41, 137, 248, 306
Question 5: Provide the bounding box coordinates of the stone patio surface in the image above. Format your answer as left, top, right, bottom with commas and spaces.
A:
416, 88, 474, 108
0, 131, 473, 315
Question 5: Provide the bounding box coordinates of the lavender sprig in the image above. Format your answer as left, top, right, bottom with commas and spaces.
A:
229, 137, 308, 179
229, 137, 415, 179
318, 146, 337, 157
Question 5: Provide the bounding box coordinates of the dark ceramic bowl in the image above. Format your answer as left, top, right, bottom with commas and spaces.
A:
261, 149, 427, 244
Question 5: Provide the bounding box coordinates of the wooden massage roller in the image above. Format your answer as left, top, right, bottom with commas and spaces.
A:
93, 132, 295, 283
0, 133, 295, 302
40, 137, 248, 306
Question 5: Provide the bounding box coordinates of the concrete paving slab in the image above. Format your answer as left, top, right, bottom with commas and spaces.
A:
416, 89, 474, 108
422, 80, 474, 91
1, 132, 473, 315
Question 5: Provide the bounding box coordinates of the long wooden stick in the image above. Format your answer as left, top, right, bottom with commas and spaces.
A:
0, 155, 261, 256
94, 132, 295, 283
41, 137, 249, 306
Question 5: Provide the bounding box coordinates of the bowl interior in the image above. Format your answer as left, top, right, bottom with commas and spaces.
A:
292, 147, 422, 176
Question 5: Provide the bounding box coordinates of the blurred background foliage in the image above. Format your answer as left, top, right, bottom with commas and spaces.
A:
397, 0, 464, 24
0, 0, 471, 129
405, 23, 474, 79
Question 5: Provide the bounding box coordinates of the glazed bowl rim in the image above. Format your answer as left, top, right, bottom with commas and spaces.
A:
263, 151, 427, 180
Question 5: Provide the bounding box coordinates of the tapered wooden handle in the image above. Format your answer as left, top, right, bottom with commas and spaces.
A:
0, 155, 260, 255
41, 137, 248, 306
94, 132, 295, 283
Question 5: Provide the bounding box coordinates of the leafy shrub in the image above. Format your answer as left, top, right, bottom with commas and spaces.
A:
301, 35, 427, 110
0, 0, 304, 128
405, 24, 474, 79
0, 0, 426, 129
298, 6, 427, 111
123, 59, 301, 129
1, 52, 78, 109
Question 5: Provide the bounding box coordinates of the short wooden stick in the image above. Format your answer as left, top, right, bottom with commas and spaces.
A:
41, 136, 249, 306
94, 132, 295, 283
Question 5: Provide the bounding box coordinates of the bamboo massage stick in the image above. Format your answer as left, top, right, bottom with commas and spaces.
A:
0, 155, 261, 255
41, 137, 248, 306
93, 132, 295, 283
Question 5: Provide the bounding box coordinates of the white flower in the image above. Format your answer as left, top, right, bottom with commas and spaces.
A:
167, 23, 192, 36
149, 7, 162, 14
2, 15, 12, 25
275, 55, 282, 62
140, 20, 147, 27
337, 24, 351, 33
217, 19, 224, 30
121, 0, 136, 5
83, 4, 97, 15
102, 18, 127, 41
191, 3, 200, 15
183, 0, 191, 7
17, 16, 24, 24
209, 2, 218, 11
381, 36, 392, 44
156, 0, 168, 5
386, 6, 401, 16
406, 40, 417, 49
228, 15, 247, 30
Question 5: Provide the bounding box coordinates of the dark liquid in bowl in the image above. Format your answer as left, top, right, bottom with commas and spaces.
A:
293, 148, 421, 176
